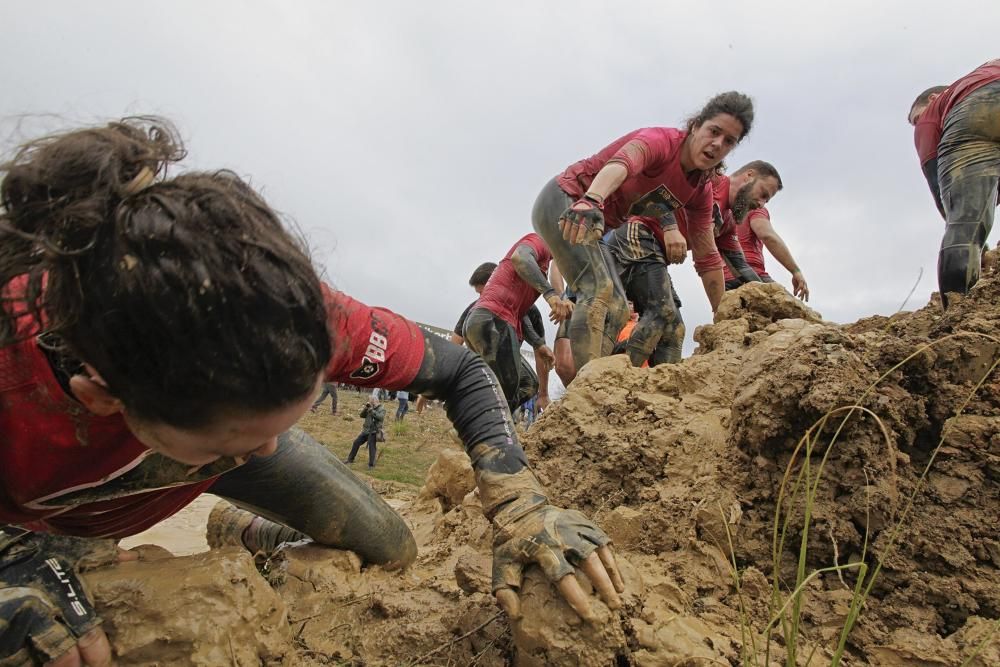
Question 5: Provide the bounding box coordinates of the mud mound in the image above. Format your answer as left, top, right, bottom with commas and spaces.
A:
83, 548, 292, 665
89, 278, 999, 665
519, 278, 1000, 664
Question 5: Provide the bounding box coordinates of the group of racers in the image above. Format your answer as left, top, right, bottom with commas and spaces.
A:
0, 58, 997, 666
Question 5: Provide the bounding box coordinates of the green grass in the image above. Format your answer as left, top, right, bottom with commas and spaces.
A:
727, 332, 1000, 666
296, 391, 453, 487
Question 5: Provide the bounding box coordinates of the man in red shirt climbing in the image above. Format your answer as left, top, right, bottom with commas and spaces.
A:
712, 160, 808, 300
464, 233, 572, 412
909, 58, 1000, 307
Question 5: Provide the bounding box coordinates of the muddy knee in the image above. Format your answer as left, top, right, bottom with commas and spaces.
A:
211, 430, 418, 569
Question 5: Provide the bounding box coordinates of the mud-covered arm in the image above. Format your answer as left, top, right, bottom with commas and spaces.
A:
921, 157, 946, 219
405, 330, 531, 484
521, 315, 545, 349
721, 246, 762, 284
405, 332, 623, 625
510, 244, 557, 300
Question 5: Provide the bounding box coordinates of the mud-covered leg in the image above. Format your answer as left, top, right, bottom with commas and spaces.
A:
533, 178, 618, 370
209, 429, 417, 569
601, 242, 631, 356
937, 171, 998, 305
622, 259, 681, 367
514, 353, 540, 411
650, 276, 684, 366
465, 308, 524, 412
936, 83, 1000, 308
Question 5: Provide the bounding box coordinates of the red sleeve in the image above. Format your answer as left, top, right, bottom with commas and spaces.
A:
746, 207, 770, 225
322, 284, 425, 389
685, 184, 724, 275
607, 128, 674, 176
914, 116, 941, 165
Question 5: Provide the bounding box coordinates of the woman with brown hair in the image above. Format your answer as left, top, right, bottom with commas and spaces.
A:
533, 91, 755, 369
0, 118, 622, 666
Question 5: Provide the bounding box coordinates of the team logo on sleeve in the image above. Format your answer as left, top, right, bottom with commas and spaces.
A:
350, 315, 390, 380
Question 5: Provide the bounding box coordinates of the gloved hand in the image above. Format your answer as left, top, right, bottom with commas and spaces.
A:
0, 527, 126, 666
559, 196, 605, 246
478, 468, 624, 622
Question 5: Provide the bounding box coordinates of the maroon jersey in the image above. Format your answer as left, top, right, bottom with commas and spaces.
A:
557, 127, 722, 275
475, 233, 552, 339
914, 59, 1000, 166
723, 207, 771, 281
711, 175, 743, 255
0, 283, 425, 538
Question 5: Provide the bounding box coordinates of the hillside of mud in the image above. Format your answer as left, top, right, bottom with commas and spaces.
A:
86, 272, 1000, 666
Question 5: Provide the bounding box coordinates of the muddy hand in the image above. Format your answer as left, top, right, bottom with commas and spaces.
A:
0, 527, 111, 665
792, 270, 809, 302
662, 227, 688, 265
491, 504, 624, 622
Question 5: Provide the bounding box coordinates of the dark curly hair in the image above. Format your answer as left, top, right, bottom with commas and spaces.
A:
0, 117, 331, 428
686, 91, 755, 141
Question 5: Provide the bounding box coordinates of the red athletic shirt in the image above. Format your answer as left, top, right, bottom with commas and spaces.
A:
723, 207, 771, 281
711, 175, 743, 255
475, 233, 552, 339
557, 128, 722, 275
0, 282, 425, 538
913, 59, 1000, 166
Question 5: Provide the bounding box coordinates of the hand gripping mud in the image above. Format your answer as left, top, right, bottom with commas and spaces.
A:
478, 468, 611, 592
0, 527, 106, 663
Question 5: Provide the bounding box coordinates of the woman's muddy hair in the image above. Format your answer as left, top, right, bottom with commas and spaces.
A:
0, 117, 331, 428
686, 91, 755, 141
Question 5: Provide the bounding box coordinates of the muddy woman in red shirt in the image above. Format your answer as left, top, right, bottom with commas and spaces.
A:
532, 91, 754, 371
0, 118, 622, 665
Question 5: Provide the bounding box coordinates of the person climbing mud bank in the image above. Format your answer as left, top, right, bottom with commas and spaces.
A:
0, 117, 622, 665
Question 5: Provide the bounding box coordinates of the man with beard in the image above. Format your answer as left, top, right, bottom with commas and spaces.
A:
711, 161, 785, 287
716, 161, 808, 301
908, 59, 1000, 308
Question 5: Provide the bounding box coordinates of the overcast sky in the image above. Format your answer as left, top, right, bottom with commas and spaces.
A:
2, 1, 998, 365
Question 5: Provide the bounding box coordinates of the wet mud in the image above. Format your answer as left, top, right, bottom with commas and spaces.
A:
90, 274, 999, 665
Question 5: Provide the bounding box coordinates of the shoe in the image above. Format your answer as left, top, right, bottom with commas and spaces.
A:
367, 465, 375, 470
343, 458, 354, 465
